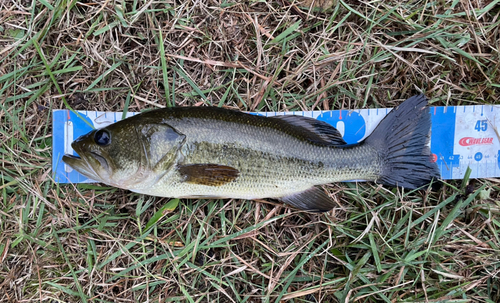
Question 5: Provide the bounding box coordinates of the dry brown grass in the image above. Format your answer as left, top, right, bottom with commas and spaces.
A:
1, 0, 500, 302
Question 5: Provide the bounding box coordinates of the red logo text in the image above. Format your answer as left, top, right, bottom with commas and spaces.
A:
458, 137, 494, 146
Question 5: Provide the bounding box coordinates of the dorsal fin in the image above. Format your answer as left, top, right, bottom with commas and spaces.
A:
272, 115, 347, 145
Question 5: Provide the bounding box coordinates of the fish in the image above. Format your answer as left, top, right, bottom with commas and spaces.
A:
62, 94, 440, 212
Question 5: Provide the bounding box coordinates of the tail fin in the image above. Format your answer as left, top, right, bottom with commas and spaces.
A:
365, 95, 440, 189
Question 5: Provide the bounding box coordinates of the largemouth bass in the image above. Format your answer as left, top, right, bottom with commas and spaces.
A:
63, 95, 440, 212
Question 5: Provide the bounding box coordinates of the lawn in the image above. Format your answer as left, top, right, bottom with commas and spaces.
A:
1, 0, 499, 302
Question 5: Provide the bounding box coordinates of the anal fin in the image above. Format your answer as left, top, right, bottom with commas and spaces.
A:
280, 187, 335, 213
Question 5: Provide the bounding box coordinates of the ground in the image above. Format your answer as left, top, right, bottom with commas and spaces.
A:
1, 0, 500, 302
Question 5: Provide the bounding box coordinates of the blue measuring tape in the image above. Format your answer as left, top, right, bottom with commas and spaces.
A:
52, 105, 500, 183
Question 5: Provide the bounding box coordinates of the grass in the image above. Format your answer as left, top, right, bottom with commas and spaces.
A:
1, 0, 500, 302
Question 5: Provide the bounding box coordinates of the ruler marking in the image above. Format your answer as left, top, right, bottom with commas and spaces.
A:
493, 158, 498, 176
54, 105, 500, 183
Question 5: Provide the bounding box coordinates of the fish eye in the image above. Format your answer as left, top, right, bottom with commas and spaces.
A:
94, 129, 111, 146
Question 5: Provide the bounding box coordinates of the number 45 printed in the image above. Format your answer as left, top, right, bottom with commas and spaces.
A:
475, 120, 488, 132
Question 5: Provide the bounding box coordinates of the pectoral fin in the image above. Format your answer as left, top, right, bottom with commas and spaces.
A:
178, 164, 240, 186
280, 187, 335, 212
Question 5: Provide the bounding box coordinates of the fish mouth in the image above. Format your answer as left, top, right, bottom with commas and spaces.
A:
62, 154, 81, 161
89, 151, 109, 171
62, 152, 103, 181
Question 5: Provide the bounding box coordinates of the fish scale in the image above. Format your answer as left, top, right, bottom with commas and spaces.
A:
53, 103, 500, 184
57, 96, 439, 212
137, 122, 379, 200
